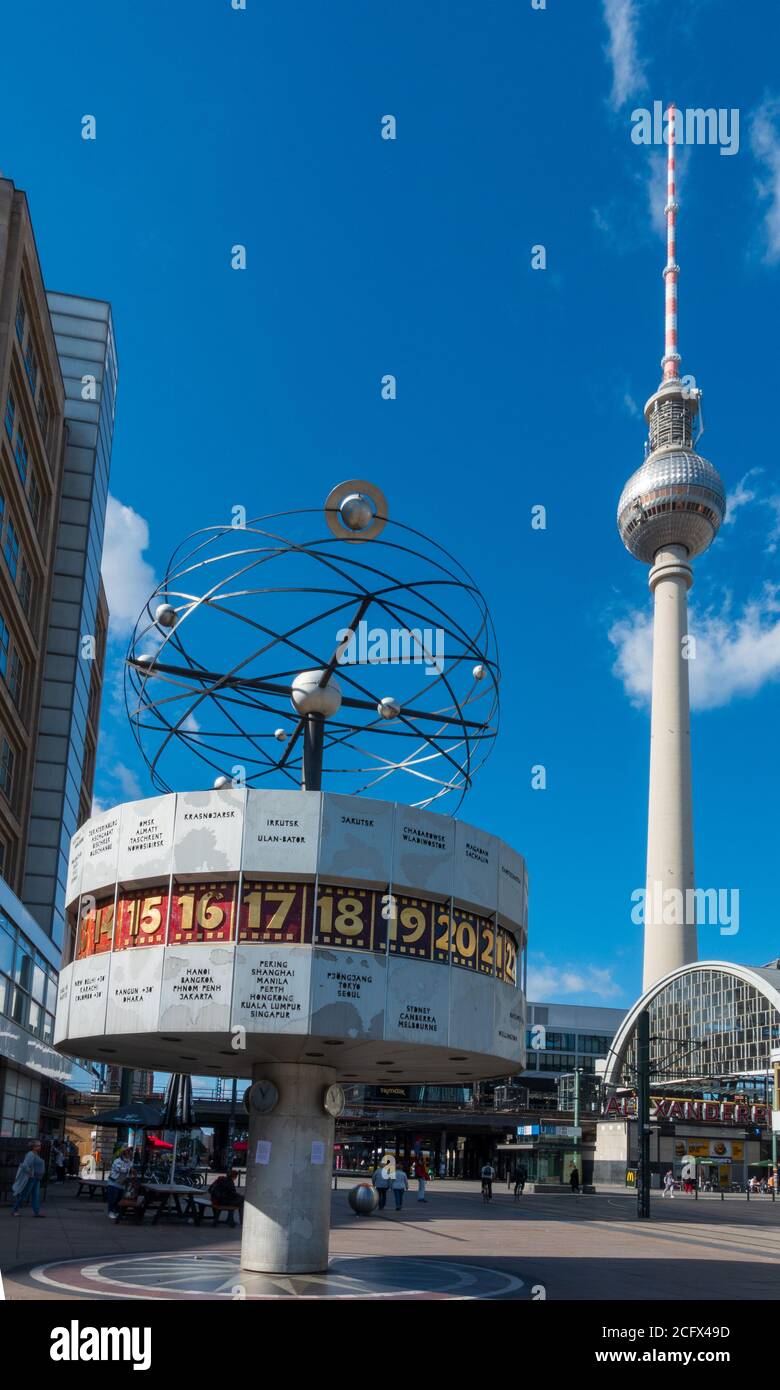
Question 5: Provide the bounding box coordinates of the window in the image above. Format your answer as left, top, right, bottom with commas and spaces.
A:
27, 475, 40, 529
15, 295, 25, 345
8, 650, 23, 708
4, 391, 14, 442
18, 561, 32, 619
0, 921, 13, 973
4, 521, 19, 581
0, 738, 14, 799
0, 615, 8, 678
36, 391, 48, 442
24, 339, 38, 396
14, 428, 28, 485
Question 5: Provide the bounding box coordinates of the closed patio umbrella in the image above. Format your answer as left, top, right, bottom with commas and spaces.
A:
159, 1075, 196, 1177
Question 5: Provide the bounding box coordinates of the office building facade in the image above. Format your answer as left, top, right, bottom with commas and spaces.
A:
0, 177, 116, 1137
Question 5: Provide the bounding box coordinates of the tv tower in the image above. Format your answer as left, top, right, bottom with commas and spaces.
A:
617, 104, 726, 991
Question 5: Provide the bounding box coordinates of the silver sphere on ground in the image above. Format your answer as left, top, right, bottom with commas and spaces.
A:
340, 492, 375, 532
291, 670, 343, 718
348, 1183, 379, 1216
154, 603, 177, 629
377, 696, 401, 720
213, 775, 232, 790
617, 448, 726, 564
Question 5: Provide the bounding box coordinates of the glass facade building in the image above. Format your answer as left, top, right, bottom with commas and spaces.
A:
605, 962, 780, 1087
22, 294, 117, 955
520, 1000, 626, 1094
0, 873, 92, 1137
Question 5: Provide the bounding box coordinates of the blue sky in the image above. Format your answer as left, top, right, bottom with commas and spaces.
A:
2, 0, 779, 1009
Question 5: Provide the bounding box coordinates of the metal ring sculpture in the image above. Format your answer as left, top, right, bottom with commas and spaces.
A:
125, 486, 499, 811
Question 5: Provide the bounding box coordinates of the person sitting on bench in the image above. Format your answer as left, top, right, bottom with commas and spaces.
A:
209, 1169, 243, 1226
116, 1172, 147, 1223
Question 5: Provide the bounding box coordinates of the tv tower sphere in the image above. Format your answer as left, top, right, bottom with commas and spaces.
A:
617, 442, 726, 564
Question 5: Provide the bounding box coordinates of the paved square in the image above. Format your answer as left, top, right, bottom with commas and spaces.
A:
3, 1180, 779, 1300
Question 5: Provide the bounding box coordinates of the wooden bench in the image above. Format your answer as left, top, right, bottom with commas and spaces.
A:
76, 1177, 108, 1200
192, 1193, 243, 1226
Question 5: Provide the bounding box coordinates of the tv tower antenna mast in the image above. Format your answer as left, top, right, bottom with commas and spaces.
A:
617, 103, 726, 991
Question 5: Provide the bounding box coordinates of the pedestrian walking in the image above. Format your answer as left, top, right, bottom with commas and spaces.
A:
371, 1159, 391, 1211
413, 1157, 429, 1203
663, 1169, 675, 1198
514, 1164, 527, 1199
569, 1165, 581, 1195
106, 1146, 133, 1221
391, 1164, 409, 1211
10, 1140, 46, 1217
53, 1141, 66, 1183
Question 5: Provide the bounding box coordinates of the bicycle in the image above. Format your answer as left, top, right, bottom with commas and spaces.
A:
481, 1180, 493, 1203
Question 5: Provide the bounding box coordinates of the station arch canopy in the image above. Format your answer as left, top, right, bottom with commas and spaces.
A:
603, 961, 780, 1089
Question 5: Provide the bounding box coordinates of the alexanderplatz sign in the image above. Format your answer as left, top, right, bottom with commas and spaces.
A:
604, 1095, 771, 1126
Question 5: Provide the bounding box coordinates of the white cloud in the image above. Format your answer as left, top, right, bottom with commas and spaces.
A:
642, 143, 691, 241
715, 468, 780, 552
101, 495, 157, 639
767, 498, 780, 553
609, 587, 780, 710
751, 96, 780, 263
725, 468, 762, 524
528, 956, 624, 1003
602, 0, 646, 110
114, 762, 143, 800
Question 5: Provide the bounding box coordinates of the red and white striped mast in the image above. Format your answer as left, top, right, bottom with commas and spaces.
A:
661, 102, 681, 382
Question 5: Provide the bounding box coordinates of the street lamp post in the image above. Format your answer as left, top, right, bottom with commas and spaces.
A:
637, 1010, 651, 1220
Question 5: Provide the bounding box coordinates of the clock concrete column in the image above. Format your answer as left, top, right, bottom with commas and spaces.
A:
642, 544, 697, 991
240, 1061, 336, 1274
